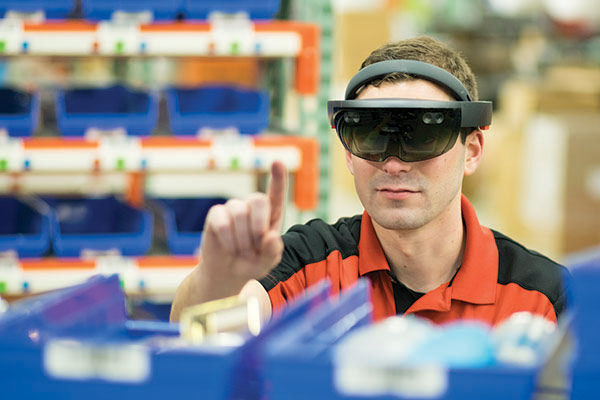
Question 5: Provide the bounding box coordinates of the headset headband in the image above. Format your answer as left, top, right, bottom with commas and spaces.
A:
345, 60, 473, 101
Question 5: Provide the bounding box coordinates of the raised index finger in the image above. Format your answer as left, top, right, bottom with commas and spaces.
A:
267, 160, 286, 231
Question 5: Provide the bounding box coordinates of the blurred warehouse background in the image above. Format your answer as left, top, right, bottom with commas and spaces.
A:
0, 0, 598, 305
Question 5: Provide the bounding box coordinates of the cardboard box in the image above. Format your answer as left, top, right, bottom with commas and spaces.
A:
467, 76, 600, 260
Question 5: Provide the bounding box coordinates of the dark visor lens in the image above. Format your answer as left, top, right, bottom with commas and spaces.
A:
335, 108, 461, 162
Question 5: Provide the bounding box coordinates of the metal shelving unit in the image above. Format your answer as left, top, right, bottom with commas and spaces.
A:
0, 13, 322, 298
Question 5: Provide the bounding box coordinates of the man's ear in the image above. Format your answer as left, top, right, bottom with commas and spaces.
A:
345, 150, 355, 175
464, 129, 484, 176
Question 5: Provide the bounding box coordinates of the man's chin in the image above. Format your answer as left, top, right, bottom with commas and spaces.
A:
369, 208, 429, 231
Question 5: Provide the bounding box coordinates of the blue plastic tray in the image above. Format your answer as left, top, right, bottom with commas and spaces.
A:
154, 197, 227, 255
0, 88, 40, 137
263, 279, 548, 400
566, 249, 600, 398
183, 0, 280, 19
266, 355, 539, 400
0, 275, 126, 345
45, 195, 153, 257
166, 85, 269, 135
82, 0, 182, 21
0, 278, 333, 400
0, 196, 51, 257
55, 85, 159, 136
0, 0, 74, 19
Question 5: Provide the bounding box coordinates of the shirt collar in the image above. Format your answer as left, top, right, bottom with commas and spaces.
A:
450, 194, 498, 304
358, 211, 390, 276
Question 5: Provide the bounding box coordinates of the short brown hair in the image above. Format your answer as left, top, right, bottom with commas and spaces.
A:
360, 36, 478, 100
359, 36, 479, 142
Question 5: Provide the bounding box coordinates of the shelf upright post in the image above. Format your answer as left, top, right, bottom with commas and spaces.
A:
293, 0, 333, 222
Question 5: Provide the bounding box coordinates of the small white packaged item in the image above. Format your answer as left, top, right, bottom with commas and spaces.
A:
333, 316, 447, 398
493, 311, 557, 367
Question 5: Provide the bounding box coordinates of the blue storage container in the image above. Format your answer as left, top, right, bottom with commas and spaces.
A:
45, 195, 153, 257
183, 0, 280, 20
263, 278, 554, 400
154, 197, 227, 255
0, 0, 74, 19
0, 274, 127, 345
55, 85, 159, 136
566, 248, 600, 399
166, 85, 269, 135
82, 0, 182, 21
0, 196, 51, 258
0, 88, 40, 137
0, 277, 333, 400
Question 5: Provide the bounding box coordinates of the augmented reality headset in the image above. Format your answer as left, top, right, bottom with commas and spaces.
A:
327, 60, 493, 162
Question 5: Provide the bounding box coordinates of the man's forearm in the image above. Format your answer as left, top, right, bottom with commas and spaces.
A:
169, 264, 247, 322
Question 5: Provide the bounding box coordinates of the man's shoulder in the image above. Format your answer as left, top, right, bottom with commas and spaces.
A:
281, 214, 363, 265
492, 229, 565, 272
492, 229, 568, 311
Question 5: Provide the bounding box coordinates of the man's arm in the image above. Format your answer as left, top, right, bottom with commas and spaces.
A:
170, 162, 285, 322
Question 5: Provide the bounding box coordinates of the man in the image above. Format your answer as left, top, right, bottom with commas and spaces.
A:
170, 36, 567, 325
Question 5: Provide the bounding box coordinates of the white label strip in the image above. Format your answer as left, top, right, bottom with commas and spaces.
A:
44, 340, 150, 383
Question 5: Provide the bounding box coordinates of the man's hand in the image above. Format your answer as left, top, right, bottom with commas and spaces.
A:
170, 161, 286, 321
199, 161, 286, 293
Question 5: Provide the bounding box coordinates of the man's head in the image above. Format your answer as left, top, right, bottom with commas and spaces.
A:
329, 36, 490, 231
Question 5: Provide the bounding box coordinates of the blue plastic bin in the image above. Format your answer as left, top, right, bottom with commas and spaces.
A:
0, 278, 333, 400
0, 275, 126, 345
0, 88, 40, 137
154, 197, 227, 255
55, 85, 159, 136
566, 248, 600, 399
166, 85, 269, 135
45, 196, 153, 257
263, 279, 551, 400
0, 0, 74, 19
0, 196, 51, 258
82, 0, 183, 21
183, 0, 280, 19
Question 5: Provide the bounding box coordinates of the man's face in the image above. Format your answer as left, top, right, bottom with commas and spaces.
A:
345, 79, 480, 231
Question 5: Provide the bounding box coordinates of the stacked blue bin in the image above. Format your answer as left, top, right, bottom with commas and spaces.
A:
81, 0, 182, 21
55, 85, 159, 136
0, 196, 52, 257
264, 280, 373, 400
263, 281, 555, 400
166, 85, 269, 135
0, 0, 74, 19
0, 276, 335, 399
45, 196, 153, 257
0, 275, 128, 345
568, 248, 600, 398
0, 88, 40, 137
154, 197, 227, 255
183, 0, 281, 19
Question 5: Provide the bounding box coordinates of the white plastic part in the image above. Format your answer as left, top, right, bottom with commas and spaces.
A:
333, 316, 447, 398
493, 311, 557, 367
44, 339, 151, 383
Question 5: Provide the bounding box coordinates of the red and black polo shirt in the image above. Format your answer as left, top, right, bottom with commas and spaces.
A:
259, 195, 568, 325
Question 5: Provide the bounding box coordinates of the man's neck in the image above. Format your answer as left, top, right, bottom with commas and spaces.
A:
372, 194, 465, 293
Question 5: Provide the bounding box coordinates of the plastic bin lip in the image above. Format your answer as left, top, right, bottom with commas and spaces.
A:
0, 196, 52, 257
0, 1, 74, 19
166, 85, 269, 135
58, 85, 156, 114
82, 0, 182, 21
182, 0, 281, 20
0, 89, 40, 136
45, 196, 153, 257
55, 86, 159, 136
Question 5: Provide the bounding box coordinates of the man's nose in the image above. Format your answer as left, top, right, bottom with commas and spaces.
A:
381, 156, 412, 174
